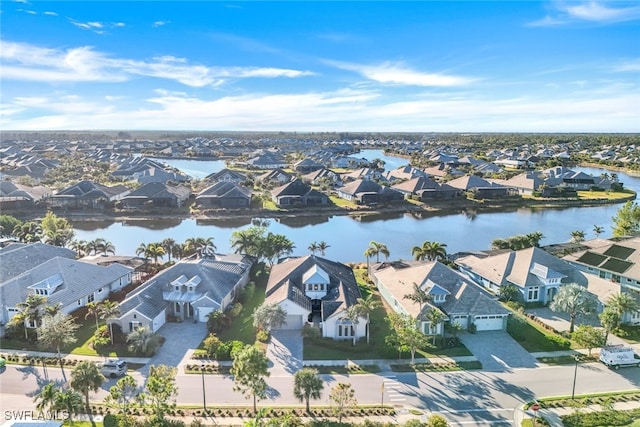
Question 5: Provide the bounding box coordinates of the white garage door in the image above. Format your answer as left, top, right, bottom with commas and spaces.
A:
280, 314, 303, 330
474, 315, 504, 331
198, 307, 215, 323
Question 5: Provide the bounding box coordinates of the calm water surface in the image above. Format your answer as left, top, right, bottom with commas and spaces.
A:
73, 154, 638, 262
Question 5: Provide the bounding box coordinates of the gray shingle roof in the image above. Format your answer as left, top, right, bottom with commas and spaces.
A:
0, 243, 76, 284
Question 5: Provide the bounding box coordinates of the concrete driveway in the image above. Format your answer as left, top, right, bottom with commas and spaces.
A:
525, 307, 601, 332
459, 331, 538, 372
267, 329, 303, 376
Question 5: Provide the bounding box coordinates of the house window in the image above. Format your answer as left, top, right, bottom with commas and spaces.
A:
527, 287, 540, 301
129, 321, 141, 332
77, 299, 82, 306
35, 289, 48, 296
338, 324, 353, 337
599, 271, 607, 279
133, 314, 137, 319
88, 294, 95, 303
98, 288, 103, 293
313, 284, 319, 291
433, 294, 445, 303
175, 303, 181, 313
188, 286, 193, 292
175, 286, 180, 291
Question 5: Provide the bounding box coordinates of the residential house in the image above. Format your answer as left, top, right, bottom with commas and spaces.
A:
341, 168, 384, 183
50, 180, 130, 209
446, 175, 509, 199
270, 179, 328, 207
204, 168, 247, 184
258, 168, 294, 186
456, 246, 587, 304
0, 181, 52, 210
370, 260, 510, 333
391, 176, 458, 200
195, 182, 252, 208
497, 172, 546, 196
294, 158, 325, 174
242, 152, 288, 170
301, 167, 342, 187
563, 237, 640, 324
110, 254, 253, 333
336, 179, 403, 205
265, 255, 367, 340
0, 249, 133, 336
383, 165, 428, 182
120, 182, 191, 209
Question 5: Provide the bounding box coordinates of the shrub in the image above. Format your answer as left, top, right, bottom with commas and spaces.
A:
206, 311, 229, 334
256, 329, 270, 343
547, 334, 571, 350
468, 322, 477, 334
93, 325, 111, 349
229, 303, 243, 318
103, 414, 117, 427
202, 333, 223, 358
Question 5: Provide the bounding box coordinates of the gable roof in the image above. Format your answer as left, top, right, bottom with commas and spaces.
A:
196, 181, 252, 199
266, 255, 361, 319
204, 168, 247, 182
457, 246, 585, 288
124, 182, 191, 199
446, 175, 505, 191
55, 180, 129, 198
371, 260, 509, 318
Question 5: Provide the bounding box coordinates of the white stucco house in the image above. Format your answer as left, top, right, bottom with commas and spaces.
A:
265, 255, 367, 341
110, 253, 253, 334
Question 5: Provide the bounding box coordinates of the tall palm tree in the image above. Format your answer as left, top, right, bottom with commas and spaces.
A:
341, 306, 361, 346
43, 303, 62, 317
550, 283, 597, 333
34, 382, 58, 414
231, 229, 260, 257
355, 294, 381, 344
365, 241, 389, 263
293, 368, 324, 412
97, 239, 116, 256
403, 283, 431, 317
423, 241, 447, 262
14, 221, 42, 243
135, 243, 149, 260
570, 230, 586, 243
607, 292, 639, 320
43, 228, 74, 248
185, 237, 216, 257
53, 388, 84, 426
308, 242, 319, 255
127, 326, 161, 356
69, 240, 89, 257
85, 302, 102, 332
146, 243, 166, 264
593, 225, 605, 238
13, 294, 47, 339
411, 244, 427, 261
70, 360, 105, 420
424, 308, 446, 345
161, 238, 176, 262
99, 300, 121, 344
317, 241, 330, 256
86, 238, 103, 255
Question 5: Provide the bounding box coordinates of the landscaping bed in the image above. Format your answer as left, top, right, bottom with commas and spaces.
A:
390, 360, 482, 372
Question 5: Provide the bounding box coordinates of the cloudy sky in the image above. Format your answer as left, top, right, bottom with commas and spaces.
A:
1, 1, 639, 132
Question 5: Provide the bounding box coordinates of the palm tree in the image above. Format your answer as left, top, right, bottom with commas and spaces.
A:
97, 239, 116, 256
161, 238, 176, 262
34, 382, 58, 414
341, 306, 362, 346
423, 241, 447, 262
230, 229, 260, 257
308, 242, 319, 255
86, 238, 103, 255
13, 294, 47, 339
607, 293, 639, 320
365, 241, 389, 263
85, 302, 101, 332
593, 225, 605, 238
70, 360, 105, 420
570, 230, 586, 243
403, 283, 431, 317
355, 294, 381, 344
43, 303, 62, 317
146, 243, 166, 264
317, 241, 330, 256
526, 231, 545, 248
43, 228, 74, 247
293, 368, 324, 412
53, 388, 84, 426
127, 326, 162, 356
69, 240, 89, 257
185, 237, 216, 257
14, 221, 42, 243
411, 244, 427, 261
599, 307, 620, 346
99, 300, 121, 344
550, 283, 597, 333
135, 243, 149, 260
424, 308, 446, 345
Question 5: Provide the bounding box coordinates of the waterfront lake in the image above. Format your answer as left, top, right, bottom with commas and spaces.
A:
73, 153, 639, 262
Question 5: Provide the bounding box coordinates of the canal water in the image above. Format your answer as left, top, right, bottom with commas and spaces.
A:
73, 152, 639, 262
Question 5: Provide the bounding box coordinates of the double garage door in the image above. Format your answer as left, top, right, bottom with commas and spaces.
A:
280, 314, 304, 330
473, 315, 505, 331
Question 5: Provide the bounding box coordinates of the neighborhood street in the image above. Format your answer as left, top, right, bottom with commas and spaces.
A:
2, 361, 639, 426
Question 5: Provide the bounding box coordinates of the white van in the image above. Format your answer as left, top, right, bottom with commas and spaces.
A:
599, 345, 640, 369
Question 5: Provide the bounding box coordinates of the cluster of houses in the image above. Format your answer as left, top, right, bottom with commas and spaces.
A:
0, 141, 623, 212
2, 235, 639, 344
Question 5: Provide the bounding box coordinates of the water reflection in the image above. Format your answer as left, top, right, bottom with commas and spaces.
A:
276, 215, 331, 227
352, 211, 404, 223
196, 217, 253, 228
121, 219, 183, 229
71, 219, 116, 231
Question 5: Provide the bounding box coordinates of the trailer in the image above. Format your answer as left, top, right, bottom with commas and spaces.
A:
599, 345, 640, 369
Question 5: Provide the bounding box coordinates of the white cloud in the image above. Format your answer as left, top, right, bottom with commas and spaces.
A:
152, 20, 170, 28
529, 1, 640, 26
612, 59, 640, 72
44, 11, 58, 16
328, 61, 474, 87
3, 86, 637, 132
0, 40, 316, 87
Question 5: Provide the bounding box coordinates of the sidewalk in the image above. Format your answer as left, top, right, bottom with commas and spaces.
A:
515, 400, 640, 427
0, 348, 151, 365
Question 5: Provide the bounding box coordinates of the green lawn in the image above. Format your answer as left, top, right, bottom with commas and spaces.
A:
507, 314, 576, 352
218, 266, 268, 345
577, 190, 636, 200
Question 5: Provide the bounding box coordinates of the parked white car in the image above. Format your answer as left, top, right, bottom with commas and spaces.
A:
99, 359, 128, 378
599, 345, 640, 369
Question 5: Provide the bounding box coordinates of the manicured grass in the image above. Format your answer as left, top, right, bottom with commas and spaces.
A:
329, 195, 357, 208
507, 314, 575, 352
218, 266, 268, 345
537, 355, 598, 365
63, 422, 103, 426
307, 364, 381, 375
391, 360, 482, 372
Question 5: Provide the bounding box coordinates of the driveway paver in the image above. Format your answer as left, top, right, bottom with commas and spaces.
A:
267, 329, 303, 376
140, 321, 208, 375
459, 330, 538, 372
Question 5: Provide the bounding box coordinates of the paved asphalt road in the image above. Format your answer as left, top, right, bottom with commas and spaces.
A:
2, 362, 640, 426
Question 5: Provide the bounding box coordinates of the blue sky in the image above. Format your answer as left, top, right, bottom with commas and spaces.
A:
1, 1, 639, 132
